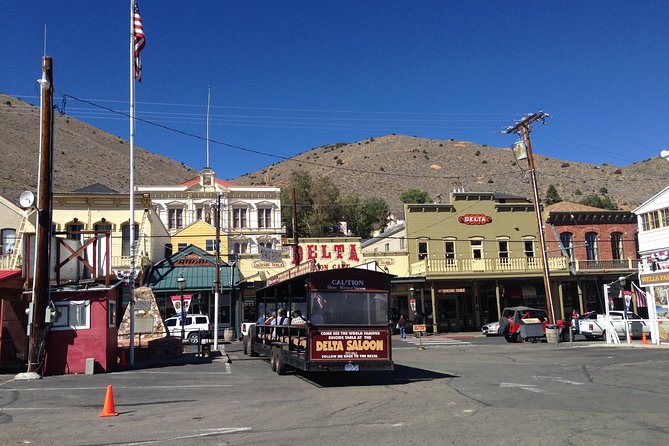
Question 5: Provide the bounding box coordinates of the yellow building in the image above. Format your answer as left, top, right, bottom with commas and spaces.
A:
171, 220, 228, 260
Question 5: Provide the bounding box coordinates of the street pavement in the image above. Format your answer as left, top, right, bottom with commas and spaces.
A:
1, 335, 668, 445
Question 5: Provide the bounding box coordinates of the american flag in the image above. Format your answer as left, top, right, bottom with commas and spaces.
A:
133, 1, 146, 82
632, 282, 648, 308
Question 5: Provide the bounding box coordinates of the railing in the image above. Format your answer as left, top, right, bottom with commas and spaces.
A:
410, 256, 570, 276
0, 254, 12, 270
574, 259, 639, 272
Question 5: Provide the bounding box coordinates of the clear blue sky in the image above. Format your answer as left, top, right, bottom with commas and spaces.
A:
2, 1, 668, 180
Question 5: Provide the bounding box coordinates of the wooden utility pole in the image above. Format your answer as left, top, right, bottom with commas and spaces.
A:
213, 193, 221, 349
27, 56, 54, 374
292, 188, 300, 265
505, 111, 556, 324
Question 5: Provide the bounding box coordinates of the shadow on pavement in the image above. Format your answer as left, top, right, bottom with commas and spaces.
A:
297, 363, 457, 388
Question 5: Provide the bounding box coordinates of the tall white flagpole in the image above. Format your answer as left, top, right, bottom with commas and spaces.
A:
129, 0, 137, 366
206, 86, 211, 168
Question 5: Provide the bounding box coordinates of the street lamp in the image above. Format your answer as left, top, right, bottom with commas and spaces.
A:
177, 274, 186, 342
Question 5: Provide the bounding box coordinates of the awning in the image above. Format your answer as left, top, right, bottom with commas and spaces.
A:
0, 270, 21, 281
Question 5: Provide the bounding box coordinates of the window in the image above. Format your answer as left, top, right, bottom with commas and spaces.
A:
384, 243, 390, 252
444, 240, 456, 264
233, 242, 248, 254
206, 239, 216, 252
165, 243, 173, 258
661, 208, 669, 227
399, 237, 405, 250
523, 240, 535, 257
259, 240, 273, 249
195, 207, 204, 221
121, 223, 138, 257
108, 300, 117, 328
178, 243, 187, 251
417, 241, 428, 260
611, 232, 624, 260
498, 240, 509, 262
94, 222, 112, 233
257, 208, 272, 229
471, 240, 483, 259
585, 232, 598, 261
560, 232, 574, 261
67, 222, 84, 240
233, 208, 247, 228
1, 228, 16, 255
168, 208, 183, 229
53, 300, 90, 330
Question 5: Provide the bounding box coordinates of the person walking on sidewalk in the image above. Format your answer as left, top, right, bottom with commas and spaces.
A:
398, 314, 407, 339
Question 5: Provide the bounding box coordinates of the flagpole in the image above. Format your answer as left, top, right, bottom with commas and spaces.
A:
129, 0, 136, 367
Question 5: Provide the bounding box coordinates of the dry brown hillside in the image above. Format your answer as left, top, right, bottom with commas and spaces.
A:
233, 134, 669, 215
0, 93, 197, 202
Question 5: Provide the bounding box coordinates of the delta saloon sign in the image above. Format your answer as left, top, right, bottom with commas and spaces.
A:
291, 240, 362, 270
458, 214, 493, 225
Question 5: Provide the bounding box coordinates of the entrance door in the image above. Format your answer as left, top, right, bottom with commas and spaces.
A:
436, 296, 459, 332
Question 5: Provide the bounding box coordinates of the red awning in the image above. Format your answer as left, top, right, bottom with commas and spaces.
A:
0, 270, 21, 281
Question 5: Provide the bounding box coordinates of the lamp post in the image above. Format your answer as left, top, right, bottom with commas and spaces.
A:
619, 275, 632, 345
177, 274, 186, 342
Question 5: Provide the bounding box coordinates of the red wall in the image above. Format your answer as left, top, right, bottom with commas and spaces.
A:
44, 289, 118, 376
545, 221, 638, 261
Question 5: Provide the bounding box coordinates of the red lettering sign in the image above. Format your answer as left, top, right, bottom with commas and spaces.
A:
458, 214, 493, 225
309, 328, 390, 361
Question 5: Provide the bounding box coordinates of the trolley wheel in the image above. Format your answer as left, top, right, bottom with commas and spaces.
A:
275, 350, 287, 375
270, 348, 278, 371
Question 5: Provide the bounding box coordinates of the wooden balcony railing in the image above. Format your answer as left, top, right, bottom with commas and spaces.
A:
410, 256, 570, 277
573, 259, 639, 272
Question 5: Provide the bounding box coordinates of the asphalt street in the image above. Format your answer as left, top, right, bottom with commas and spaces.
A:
1, 335, 668, 446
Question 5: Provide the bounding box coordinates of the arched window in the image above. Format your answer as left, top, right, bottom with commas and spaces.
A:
585, 232, 598, 261
560, 232, 574, 261
66, 219, 85, 241
610, 232, 624, 260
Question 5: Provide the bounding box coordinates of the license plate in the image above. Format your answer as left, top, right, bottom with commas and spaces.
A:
344, 363, 359, 372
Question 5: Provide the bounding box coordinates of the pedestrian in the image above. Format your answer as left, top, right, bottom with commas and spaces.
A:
398, 314, 406, 339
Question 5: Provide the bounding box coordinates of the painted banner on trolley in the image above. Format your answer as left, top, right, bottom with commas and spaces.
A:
309, 328, 390, 361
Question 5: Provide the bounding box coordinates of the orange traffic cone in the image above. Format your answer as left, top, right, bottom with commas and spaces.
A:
119, 350, 126, 369
642, 333, 648, 345
99, 385, 119, 417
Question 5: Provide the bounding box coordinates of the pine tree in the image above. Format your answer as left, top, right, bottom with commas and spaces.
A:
545, 184, 563, 205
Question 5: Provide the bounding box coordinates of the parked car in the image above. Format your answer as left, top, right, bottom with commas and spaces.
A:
578, 311, 650, 340
481, 321, 500, 336
164, 314, 212, 344
497, 306, 549, 343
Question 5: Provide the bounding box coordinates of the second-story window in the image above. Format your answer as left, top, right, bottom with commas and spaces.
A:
195, 207, 204, 222
121, 223, 139, 257
168, 208, 183, 230
257, 208, 271, 229
445, 240, 456, 264
233, 208, 247, 229
611, 232, 624, 260
1, 228, 16, 255
67, 222, 84, 241
585, 232, 598, 261
206, 239, 216, 252
523, 240, 535, 258
498, 240, 509, 263
418, 241, 428, 260
471, 240, 483, 259
560, 232, 574, 261
399, 237, 405, 250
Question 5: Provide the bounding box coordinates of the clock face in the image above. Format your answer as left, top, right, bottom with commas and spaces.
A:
19, 191, 34, 208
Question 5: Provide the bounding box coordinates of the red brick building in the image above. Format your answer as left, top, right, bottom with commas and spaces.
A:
544, 202, 639, 317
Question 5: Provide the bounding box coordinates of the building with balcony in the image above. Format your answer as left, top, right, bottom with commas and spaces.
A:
137, 167, 283, 260
401, 191, 570, 333
544, 201, 639, 317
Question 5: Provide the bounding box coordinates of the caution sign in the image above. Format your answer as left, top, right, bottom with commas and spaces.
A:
413, 324, 426, 332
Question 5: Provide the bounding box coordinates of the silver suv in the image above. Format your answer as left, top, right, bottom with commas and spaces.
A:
164, 314, 212, 344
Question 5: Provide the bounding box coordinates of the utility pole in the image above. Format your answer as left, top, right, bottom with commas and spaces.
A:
213, 193, 221, 350
292, 188, 300, 265
27, 56, 54, 375
505, 111, 556, 324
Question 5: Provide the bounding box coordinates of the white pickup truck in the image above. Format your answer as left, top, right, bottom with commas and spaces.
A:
578, 311, 650, 340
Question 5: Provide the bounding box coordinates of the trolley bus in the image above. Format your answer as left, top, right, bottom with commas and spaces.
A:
244, 261, 394, 374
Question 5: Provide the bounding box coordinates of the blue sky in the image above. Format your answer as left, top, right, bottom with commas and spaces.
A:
2, 1, 668, 180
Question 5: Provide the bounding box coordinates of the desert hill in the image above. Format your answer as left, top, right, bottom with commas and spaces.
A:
233, 134, 669, 215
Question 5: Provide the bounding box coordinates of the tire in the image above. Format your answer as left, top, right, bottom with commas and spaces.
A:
504, 332, 518, 343
270, 349, 278, 371
275, 350, 287, 375
560, 329, 570, 343
187, 332, 200, 345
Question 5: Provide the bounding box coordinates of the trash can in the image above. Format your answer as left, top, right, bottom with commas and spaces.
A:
545, 324, 559, 344
224, 328, 235, 342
